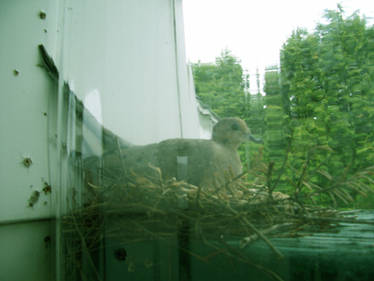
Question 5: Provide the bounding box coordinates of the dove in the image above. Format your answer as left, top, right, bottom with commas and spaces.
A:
84, 118, 257, 189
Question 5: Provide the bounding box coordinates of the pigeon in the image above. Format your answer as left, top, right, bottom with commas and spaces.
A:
85, 118, 257, 189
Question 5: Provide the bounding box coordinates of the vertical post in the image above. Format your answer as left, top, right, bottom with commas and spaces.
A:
176, 155, 191, 281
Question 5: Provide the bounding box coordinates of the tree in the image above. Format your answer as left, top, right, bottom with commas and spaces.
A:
191, 8, 374, 207
192, 49, 246, 118
278, 6, 374, 205
263, 66, 290, 191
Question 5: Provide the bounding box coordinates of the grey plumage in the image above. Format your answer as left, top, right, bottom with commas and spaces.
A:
85, 118, 253, 189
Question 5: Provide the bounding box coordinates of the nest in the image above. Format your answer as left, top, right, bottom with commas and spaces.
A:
62, 164, 365, 281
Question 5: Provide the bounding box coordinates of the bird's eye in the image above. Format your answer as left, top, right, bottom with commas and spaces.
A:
231, 123, 239, 131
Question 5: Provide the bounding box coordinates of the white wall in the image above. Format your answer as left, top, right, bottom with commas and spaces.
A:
0, 0, 201, 280
0, 0, 57, 225
0, 0, 59, 280
61, 0, 200, 146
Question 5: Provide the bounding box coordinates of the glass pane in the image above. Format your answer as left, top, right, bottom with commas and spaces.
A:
53, 0, 202, 280
182, 1, 374, 281
3, 0, 372, 281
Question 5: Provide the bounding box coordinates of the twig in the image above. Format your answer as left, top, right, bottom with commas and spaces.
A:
240, 217, 284, 259
224, 204, 284, 259
271, 137, 292, 191
225, 170, 248, 188
296, 151, 312, 195
240, 223, 293, 249
71, 215, 103, 281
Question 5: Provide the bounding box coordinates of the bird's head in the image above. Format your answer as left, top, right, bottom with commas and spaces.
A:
212, 118, 253, 149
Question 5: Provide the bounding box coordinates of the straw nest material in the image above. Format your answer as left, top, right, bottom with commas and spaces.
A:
65, 167, 338, 250
62, 160, 372, 281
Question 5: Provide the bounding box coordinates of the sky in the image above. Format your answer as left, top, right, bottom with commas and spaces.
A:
182, 0, 374, 93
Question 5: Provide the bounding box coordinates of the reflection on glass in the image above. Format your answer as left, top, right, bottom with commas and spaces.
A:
50, 3, 374, 281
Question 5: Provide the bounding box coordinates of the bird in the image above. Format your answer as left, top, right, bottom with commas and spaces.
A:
84, 118, 257, 189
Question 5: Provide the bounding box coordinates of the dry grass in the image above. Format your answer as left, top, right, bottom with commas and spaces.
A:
62, 161, 372, 281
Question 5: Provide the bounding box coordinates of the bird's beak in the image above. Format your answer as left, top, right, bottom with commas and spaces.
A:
248, 134, 263, 144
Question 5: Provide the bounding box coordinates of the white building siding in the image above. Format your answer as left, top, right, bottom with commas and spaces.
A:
0, 0, 202, 280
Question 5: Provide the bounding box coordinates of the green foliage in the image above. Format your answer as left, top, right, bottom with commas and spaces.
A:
192, 49, 246, 118
263, 67, 290, 192
271, 7, 374, 206
192, 7, 374, 207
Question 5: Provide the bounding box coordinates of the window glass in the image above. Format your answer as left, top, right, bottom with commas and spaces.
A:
52, 1, 374, 281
